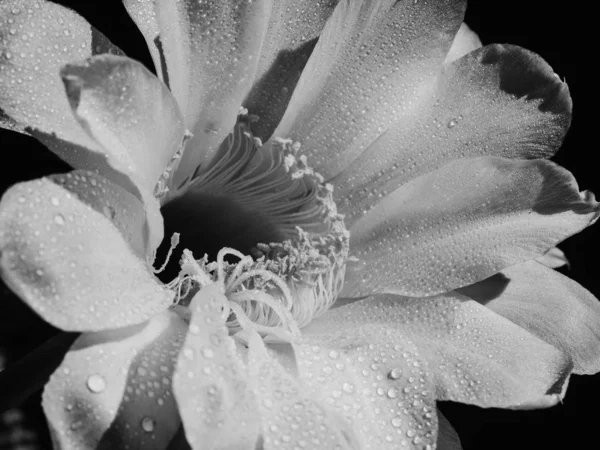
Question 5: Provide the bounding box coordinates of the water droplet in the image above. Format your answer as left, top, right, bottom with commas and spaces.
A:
86, 374, 106, 393
50, 197, 60, 206
391, 417, 402, 428
54, 213, 65, 225
387, 368, 401, 380
342, 382, 355, 394
140, 416, 156, 433
201, 347, 214, 358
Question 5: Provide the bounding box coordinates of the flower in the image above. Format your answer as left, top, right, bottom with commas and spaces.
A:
0, 1, 598, 450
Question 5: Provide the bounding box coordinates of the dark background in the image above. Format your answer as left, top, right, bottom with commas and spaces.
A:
0, 1, 592, 449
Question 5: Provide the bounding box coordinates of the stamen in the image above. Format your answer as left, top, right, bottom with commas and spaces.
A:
152, 232, 180, 274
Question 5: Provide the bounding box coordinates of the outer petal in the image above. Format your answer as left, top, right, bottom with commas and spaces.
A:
334, 44, 573, 223
344, 157, 599, 298
144, 0, 272, 189
302, 293, 572, 409
444, 22, 482, 64
122, 0, 167, 85
0, 177, 172, 332
0, 1, 126, 187
248, 334, 357, 450
43, 311, 185, 449
51, 170, 151, 259
458, 261, 600, 375
287, 329, 439, 449
242, 0, 339, 141
61, 54, 186, 204
173, 284, 260, 450
269, 0, 465, 179
0, 1, 171, 251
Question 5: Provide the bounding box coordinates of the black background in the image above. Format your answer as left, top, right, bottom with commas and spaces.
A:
0, 1, 592, 449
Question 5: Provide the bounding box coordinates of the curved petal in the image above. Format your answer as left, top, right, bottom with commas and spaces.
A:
248, 333, 357, 450
444, 22, 482, 64
138, 0, 273, 190
43, 311, 185, 449
437, 410, 462, 450
334, 44, 573, 223
51, 171, 151, 259
122, 0, 167, 85
0, 1, 132, 187
173, 284, 260, 450
343, 157, 599, 298
61, 54, 186, 203
288, 329, 438, 449
242, 0, 339, 142
302, 293, 572, 409
268, 0, 465, 179
0, 177, 173, 332
458, 261, 600, 375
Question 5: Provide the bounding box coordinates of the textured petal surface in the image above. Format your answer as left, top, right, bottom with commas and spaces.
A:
249, 334, 357, 450
51, 170, 151, 259
242, 0, 338, 142
61, 54, 186, 201
0, 0, 129, 185
459, 261, 600, 375
0, 0, 167, 251
269, 0, 465, 179
122, 0, 166, 84
334, 44, 573, 223
43, 311, 185, 449
173, 284, 260, 450
145, 0, 271, 189
288, 328, 438, 449
444, 22, 482, 63
344, 157, 599, 297
303, 294, 572, 409
0, 178, 172, 332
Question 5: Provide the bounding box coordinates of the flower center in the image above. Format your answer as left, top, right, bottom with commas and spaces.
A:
158, 111, 349, 333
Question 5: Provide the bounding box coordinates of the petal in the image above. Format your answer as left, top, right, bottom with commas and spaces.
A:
0, 177, 172, 332
122, 0, 167, 85
242, 0, 338, 142
334, 44, 573, 222
43, 311, 185, 449
536, 247, 569, 268
0, 1, 168, 252
344, 157, 599, 297
268, 0, 465, 179
437, 410, 462, 450
248, 334, 357, 450
288, 330, 439, 449
303, 293, 572, 409
60, 54, 186, 203
145, 0, 272, 188
51, 171, 151, 259
173, 284, 260, 450
444, 22, 482, 64
0, 0, 128, 185
459, 261, 600, 375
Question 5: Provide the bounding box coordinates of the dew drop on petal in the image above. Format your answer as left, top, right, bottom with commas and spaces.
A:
140, 416, 156, 433
86, 374, 106, 393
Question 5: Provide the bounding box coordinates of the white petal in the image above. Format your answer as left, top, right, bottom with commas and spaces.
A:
43, 311, 185, 449
344, 157, 599, 297
269, 0, 465, 179
0, 177, 172, 332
